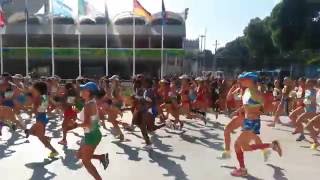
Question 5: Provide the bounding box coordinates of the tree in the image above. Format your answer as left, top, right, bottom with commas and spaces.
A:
215, 37, 250, 70
269, 0, 308, 52
244, 17, 278, 67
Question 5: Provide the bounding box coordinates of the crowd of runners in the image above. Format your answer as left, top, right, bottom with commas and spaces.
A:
0, 72, 320, 179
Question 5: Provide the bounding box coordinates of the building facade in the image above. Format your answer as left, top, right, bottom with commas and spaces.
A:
2, 0, 186, 78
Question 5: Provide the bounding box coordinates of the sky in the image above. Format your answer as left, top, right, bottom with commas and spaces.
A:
63, 0, 282, 51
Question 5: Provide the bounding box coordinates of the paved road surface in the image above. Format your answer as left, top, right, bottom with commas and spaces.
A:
0, 113, 319, 180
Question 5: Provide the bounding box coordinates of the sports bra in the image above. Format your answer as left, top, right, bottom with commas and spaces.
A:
67, 96, 76, 104
242, 88, 263, 108
37, 95, 49, 113
273, 88, 281, 97
4, 90, 14, 99
296, 89, 304, 99
304, 89, 316, 105
80, 99, 100, 133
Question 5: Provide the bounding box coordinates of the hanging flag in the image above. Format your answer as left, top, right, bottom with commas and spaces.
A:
78, 0, 99, 17
52, 0, 72, 17
133, 0, 152, 21
0, 6, 5, 27
24, 2, 28, 21
161, 0, 167, 25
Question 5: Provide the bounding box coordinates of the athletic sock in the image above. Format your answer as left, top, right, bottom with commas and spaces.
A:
236, 149, 245, 168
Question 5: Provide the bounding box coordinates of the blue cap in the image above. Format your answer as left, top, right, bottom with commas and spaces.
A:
80, 82, 99, 93
238, 72, 258, 82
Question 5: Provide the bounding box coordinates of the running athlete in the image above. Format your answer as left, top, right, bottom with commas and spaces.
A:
288, 78, 306, 126
179, 75, 196, 119
231, 72, 282, 177
293, 79, 317, 141
26, 81, 59, 158
269, 77, 293, 127
77, 82, 109, 180
272, 80, 282, 115
221, 82, 244, 159
0, 74, 27, 133
97, 93, 125, 141
58, 83, 78, 146
191, 77, 208, 124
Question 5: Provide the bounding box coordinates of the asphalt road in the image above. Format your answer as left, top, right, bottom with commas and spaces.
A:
0, 113, 319, 180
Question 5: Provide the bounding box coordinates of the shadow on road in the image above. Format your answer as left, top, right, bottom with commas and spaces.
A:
47, 117, 62, 139
25, 159, 58, 180
61, 146, 82, 171
148, 150, 187, 180
0, 131, 28, 160
179, 133, 224, 151
113, 141, 142, 161
266, 164, 288, 180
151, 134, 173, 152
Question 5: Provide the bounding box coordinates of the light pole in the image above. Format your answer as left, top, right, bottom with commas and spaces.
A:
212, 40, 220, 71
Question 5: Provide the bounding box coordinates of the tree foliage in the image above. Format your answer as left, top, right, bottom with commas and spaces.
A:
216, 0, 320, 70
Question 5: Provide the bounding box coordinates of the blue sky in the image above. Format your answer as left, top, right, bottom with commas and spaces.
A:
64, 0, 281, 51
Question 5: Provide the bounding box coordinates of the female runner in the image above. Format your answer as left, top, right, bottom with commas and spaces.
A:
221, 81, 244, 159
0, 74, 27, 133
293, 79, 317, 141
77, 82, 109, 180
288, 78, 306, 126
58, 83, 78, 146
269, 77, 293, 127
231, 72, 282, 177
26, 81, 59, 158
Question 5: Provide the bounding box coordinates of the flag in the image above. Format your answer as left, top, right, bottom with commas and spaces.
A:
161, 0, 166, 25
0, 6, 5, 27
24, 3, 28, 21
79, 0, 99, 17
53, 0, 72, 17
133, 0, 152, 21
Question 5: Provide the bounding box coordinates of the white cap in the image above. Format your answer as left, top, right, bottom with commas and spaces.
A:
179, 74, 189, 80
109, 75, 120, 81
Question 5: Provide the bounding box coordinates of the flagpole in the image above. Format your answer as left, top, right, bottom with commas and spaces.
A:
78, 31, 81, 77
105, 0, 108, 76
160, 21, 164, 79
132, 11, 136, 77
50, 0, 55, 77
78, 6, 81, 77
0, 32, 3, 74
25, 0, 29, 77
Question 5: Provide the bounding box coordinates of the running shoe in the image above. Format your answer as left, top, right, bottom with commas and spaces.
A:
231, 168, 248, 177
24, 129, 30, 138
143, 144, 153, 150
263, 149, 271, 162
272, 140, 282, 157
58, 140, 67, 146
165, 120, 174, 129
11, 124, 17, 131
296, 134, 305, 142
267, 123, 275, 128
180, 121, 184, 130
221, 151, 231, 159
310, 143, 318, 150
202, 117, 208, 126
100, 153, 109, 170
48, 151, 59, 159
116, 134, 125, 141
